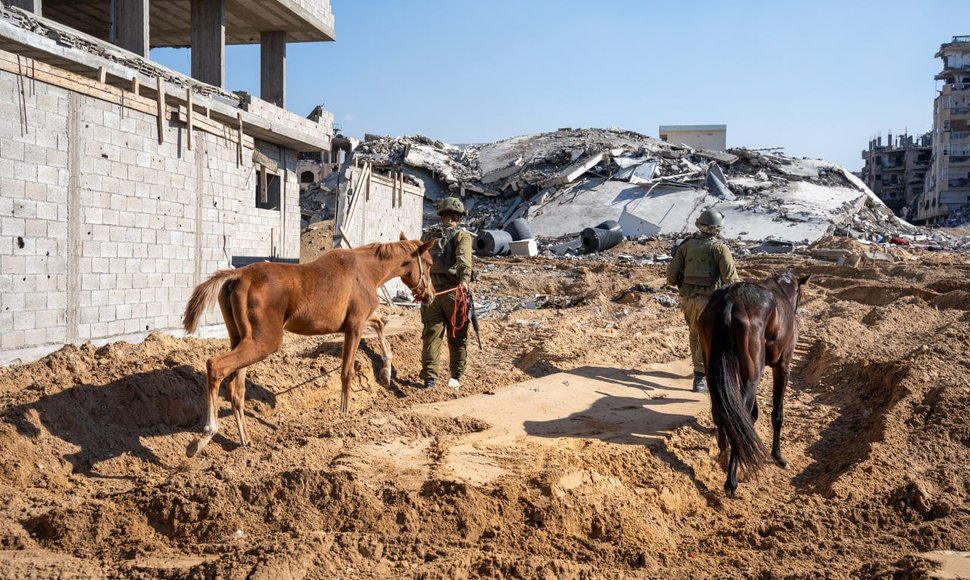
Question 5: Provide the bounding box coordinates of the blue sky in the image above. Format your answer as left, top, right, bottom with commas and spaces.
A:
152, 0, 968, 171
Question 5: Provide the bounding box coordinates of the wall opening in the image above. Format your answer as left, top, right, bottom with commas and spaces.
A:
255, 168, 282, 211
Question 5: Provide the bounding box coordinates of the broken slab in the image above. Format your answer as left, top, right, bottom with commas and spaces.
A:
628, 161, 658, 185
705, 162, 736, 201
549, 239, 582, 255
748, 240, 795, 254
540, 151, 605, 188
527, 179, 640, 237
694, 149, 739, 165
481, 155, 525, 184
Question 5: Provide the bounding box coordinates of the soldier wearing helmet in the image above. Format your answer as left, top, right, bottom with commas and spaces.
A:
419, 197, 474, 389
666, 208, 740, 393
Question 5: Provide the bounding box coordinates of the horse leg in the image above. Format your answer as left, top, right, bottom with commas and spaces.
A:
368, 315, 392, 388
770, 363, 790, 469
340, 326, 364, 413
187, 340, 276, 456
725, 451, 739, 498
218, 287, 249, 447
228, 368, 249, 447
187, 285, 238, 457
716, 424, 729, 471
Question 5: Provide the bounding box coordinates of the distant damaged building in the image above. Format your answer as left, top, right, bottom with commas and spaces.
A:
659, 125, 727, 151
921, 35, 970, 224
862, 132, 931, 218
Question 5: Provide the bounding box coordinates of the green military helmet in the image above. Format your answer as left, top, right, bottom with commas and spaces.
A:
437, 196, 467, 216
696, 208, 725, 228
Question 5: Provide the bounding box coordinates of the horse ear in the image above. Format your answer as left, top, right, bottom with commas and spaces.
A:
798, 273, 812, 286
399, 232, 408, 241
417, 239, 436, 255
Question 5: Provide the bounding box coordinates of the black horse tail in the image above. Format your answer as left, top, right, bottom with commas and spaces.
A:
708, 295, 768, 473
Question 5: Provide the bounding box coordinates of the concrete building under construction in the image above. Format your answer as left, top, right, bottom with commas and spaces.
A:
0, 0, 335, 363
861, 132, 932, 218
920, 35, 970, 224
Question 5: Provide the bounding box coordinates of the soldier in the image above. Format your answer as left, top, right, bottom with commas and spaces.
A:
420, 197, 474, 389
666, 208, 740, 393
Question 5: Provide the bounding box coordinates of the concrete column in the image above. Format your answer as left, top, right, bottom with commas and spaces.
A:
5, 0, 41, 14
66, 93, 81, 344
191, 0, 225, 88
260, 31, 286, 107
114, 0, 149, 57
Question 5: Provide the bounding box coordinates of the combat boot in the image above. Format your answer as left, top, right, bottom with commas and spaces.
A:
423, 378, 436, 389
692, 372, 708, 394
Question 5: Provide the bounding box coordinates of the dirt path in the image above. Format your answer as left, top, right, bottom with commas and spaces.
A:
418, 359, 704, 486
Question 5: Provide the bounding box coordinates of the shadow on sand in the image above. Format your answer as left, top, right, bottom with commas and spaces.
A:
3, 365, 276, 475
522, 366, 713, 493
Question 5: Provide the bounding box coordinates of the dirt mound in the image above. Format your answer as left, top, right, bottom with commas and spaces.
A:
301, 220, 335, 263
1, 250, 969, 577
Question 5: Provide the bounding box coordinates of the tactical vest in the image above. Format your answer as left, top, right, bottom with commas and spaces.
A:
681, 236, 723, 287
430, 228, 460, 276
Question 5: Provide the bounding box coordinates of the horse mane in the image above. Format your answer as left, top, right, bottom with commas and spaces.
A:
360, 240, 418, 260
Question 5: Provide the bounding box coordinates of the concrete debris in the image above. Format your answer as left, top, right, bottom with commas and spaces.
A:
509, 239, 539, 257
748, 240, 795, 254
705, 162, 736, 201
301, 127, 970, 253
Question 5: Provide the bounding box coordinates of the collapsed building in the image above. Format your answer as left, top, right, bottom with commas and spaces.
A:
303, 127, 950, 265
862, 132, 932, 219
0, 1, 336, 363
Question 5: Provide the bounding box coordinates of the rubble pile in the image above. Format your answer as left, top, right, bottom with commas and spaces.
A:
301, 127, 970, 253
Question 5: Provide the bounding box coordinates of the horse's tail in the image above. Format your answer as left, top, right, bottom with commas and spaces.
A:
183, 269, 241, 334
708, 295, 769, 473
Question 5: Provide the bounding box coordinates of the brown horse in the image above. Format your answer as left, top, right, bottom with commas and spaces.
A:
182, 234, 436, 457
698, 271, 810, 497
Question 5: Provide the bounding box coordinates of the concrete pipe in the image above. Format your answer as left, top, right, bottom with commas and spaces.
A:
581, 226, 625, 252
503, 218, 534, 241
475, 229, 513, 256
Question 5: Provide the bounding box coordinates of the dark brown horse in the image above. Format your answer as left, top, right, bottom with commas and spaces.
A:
182, 234, 436, 457
699, 271, 810, 497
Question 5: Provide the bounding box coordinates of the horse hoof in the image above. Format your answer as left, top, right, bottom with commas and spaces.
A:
380, 369, 392, 388
186, 439, 203, 457
725, 488, 737, 499
774, 456, 789, 470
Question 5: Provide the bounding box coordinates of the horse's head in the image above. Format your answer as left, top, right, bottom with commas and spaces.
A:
773, 271, 811, 310
399, 233, 436, 303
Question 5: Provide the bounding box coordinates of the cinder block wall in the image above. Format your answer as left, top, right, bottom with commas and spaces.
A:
337, 166, 425, 296
0, 69, 300, 364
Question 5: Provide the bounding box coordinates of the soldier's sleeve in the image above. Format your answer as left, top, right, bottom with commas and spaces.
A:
716, 244, 741, 284
666, 245, 685, 286
455, 230, 473, 285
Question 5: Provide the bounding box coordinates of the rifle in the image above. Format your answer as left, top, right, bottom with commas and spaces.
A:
466, 287, 483, 350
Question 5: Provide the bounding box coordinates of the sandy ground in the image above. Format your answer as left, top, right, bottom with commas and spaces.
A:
1, 235, 969, 578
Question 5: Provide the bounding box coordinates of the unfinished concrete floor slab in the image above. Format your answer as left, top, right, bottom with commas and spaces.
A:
415, 358, 706, 486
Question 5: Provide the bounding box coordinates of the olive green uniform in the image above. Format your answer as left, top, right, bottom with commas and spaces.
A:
666, 234, 740, 374
420, 227, 473, 382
